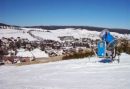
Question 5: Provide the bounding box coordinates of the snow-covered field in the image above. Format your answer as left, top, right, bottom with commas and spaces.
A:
0, 53, 130, 89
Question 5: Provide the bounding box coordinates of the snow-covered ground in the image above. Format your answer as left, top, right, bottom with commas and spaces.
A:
0, 53, 130, 89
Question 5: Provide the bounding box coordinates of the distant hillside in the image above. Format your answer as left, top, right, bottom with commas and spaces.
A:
0, 23, 10, 26
26, 26, 130, 34
0, 23, 130, 34
0, 23, 19, 27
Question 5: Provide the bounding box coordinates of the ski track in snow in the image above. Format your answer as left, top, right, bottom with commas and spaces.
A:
0, 53, 130, 89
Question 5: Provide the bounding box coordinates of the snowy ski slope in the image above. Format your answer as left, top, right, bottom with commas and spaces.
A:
0, 53, 130, 89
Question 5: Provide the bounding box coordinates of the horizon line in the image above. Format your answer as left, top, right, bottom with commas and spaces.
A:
0, 22, 130, 30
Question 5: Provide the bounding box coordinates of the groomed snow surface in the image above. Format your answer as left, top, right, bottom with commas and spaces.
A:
0, 53, 130, 89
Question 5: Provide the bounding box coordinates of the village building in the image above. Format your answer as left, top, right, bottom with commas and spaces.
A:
58, 36, 75, 42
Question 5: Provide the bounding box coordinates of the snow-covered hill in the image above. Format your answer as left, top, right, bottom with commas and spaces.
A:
31, 28, 129, 41
0, 28, 129, 41
0, 29, 36, 41
0, 53, 130, 89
